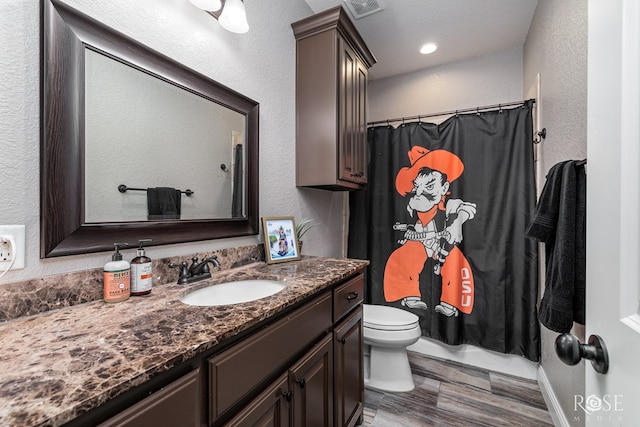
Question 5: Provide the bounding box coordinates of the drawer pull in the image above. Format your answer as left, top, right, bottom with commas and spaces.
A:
346, 291, 359, 301
296, 378, 306, 389
282, 391, 292, 402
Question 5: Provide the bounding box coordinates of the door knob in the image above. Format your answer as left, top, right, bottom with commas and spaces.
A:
555, 333, 609, 374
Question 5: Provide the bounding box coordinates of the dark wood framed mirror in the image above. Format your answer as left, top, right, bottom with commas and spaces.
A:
41, 0, 259, 258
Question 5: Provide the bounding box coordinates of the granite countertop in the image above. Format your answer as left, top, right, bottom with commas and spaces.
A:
0, 256, 368, 427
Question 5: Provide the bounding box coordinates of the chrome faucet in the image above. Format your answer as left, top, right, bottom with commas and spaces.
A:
169, 255, 221, 284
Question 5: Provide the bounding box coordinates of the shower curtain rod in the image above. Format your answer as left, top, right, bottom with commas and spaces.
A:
367, 99, 535, 126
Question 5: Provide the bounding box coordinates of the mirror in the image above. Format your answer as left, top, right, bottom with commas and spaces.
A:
84, 50, 247, 222
41, 0, 259, 257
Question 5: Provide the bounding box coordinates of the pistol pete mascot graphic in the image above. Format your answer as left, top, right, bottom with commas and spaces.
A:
383, 146, 477, 317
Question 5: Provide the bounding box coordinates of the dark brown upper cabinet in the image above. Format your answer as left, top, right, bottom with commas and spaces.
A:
292, 6, 376, 191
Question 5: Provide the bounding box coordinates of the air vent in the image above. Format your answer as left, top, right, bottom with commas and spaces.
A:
343, 0, 384, 20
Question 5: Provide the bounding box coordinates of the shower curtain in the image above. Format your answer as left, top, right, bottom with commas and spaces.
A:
349, 101, 540, 361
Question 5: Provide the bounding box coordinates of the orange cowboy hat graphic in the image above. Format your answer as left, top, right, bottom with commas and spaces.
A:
395, 146, 464, 196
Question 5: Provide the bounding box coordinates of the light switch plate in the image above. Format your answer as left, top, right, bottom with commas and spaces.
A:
0, 225, 26, 270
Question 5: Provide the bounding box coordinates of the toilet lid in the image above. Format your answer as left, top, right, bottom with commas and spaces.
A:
363, 304, 420, 331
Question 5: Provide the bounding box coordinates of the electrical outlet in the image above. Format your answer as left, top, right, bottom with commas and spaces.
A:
0, 225, 25, 270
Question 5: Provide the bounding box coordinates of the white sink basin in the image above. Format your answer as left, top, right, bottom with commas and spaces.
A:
179, 279, 286, 307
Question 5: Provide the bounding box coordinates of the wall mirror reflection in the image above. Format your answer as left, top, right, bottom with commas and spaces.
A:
84, 50, 246, 223
41, 0, 259, 258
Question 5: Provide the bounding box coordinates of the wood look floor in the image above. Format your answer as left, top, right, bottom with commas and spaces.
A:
363, 351, 554, 427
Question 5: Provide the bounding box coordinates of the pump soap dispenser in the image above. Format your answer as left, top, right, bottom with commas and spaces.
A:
131, 239, 153, 296
104, 243, 131, 303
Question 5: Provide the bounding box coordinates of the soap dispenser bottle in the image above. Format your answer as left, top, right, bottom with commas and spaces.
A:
131, 239, 153, 296
104, 243, 131, 303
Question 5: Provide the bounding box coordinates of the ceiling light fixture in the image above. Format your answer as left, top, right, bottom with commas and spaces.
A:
189, 0, 249, 34
218, 0, 249, 34
420, 43, 438, 55
189, 0, 222, 12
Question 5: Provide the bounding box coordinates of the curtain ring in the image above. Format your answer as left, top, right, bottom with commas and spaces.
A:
476, 107, 480, 116
455, 110, 459, 118
498, 104, 503, 113
418, 115, 422, 123
402, 117, 405, 126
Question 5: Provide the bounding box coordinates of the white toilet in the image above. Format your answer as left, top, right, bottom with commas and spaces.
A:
363, 304, 422, 392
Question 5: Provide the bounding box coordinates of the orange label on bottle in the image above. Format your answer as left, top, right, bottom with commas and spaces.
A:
104, 269, 130, 302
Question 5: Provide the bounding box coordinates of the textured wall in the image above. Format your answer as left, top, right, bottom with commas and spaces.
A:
368, 46, 523, 123
523, 1, 587, 426
0, 0, 354, 283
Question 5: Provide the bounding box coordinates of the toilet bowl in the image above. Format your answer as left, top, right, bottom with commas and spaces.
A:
363, 304, 421, 392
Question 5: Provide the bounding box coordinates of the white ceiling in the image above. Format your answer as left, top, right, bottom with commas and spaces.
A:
303, 0, 539, 80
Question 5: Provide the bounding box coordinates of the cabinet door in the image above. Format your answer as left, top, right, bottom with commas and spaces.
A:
98, 368, 200, 427
290, 334, 334, 427
225, 373, 290, 427
354, 60, 368, 184
339, 38, 368, 186
334, 307, 364, 427
338, 38, 358, 185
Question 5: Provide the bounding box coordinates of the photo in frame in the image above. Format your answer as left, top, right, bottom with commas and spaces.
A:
261, 216, 301, 264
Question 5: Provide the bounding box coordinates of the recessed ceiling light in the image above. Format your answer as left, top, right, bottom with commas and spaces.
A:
420, 43, 438, 55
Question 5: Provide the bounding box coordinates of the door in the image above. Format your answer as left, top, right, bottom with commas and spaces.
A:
585, 0, 640, 424
339, 37, 357, 184
334, 307, 364, 427
290, 334, 334, 427
225, 373, 290, 427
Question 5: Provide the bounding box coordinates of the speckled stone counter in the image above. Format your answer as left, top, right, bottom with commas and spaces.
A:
0, 256, 368, 427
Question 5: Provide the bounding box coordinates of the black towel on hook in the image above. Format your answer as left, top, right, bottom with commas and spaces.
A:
525, 160, 586, 333
147, 187, 181, 220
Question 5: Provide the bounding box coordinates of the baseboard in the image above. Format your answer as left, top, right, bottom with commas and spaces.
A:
407, 337, 538, 380
537, 366, 569, 427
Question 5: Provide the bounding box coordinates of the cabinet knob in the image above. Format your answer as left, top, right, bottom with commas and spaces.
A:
346, 291, 358, 301
282, 390, 292, 402
296, 378, 306, 389
339, 337, 346, 345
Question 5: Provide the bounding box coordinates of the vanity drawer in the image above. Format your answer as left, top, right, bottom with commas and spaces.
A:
333, 273, 364, 323
208, 292, 332, 422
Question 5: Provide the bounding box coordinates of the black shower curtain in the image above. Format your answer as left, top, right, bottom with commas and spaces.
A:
349, 101, 540, 361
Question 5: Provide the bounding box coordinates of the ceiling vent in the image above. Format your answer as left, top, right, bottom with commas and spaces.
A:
343, 0, 384, 20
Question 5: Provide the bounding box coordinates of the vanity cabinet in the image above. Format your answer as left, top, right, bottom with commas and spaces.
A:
214, 273, 364, 426
67, 271, 365, 427
292, 6, 376, 191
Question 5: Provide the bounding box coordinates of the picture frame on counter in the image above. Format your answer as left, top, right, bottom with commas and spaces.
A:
261, 216, 301, 264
